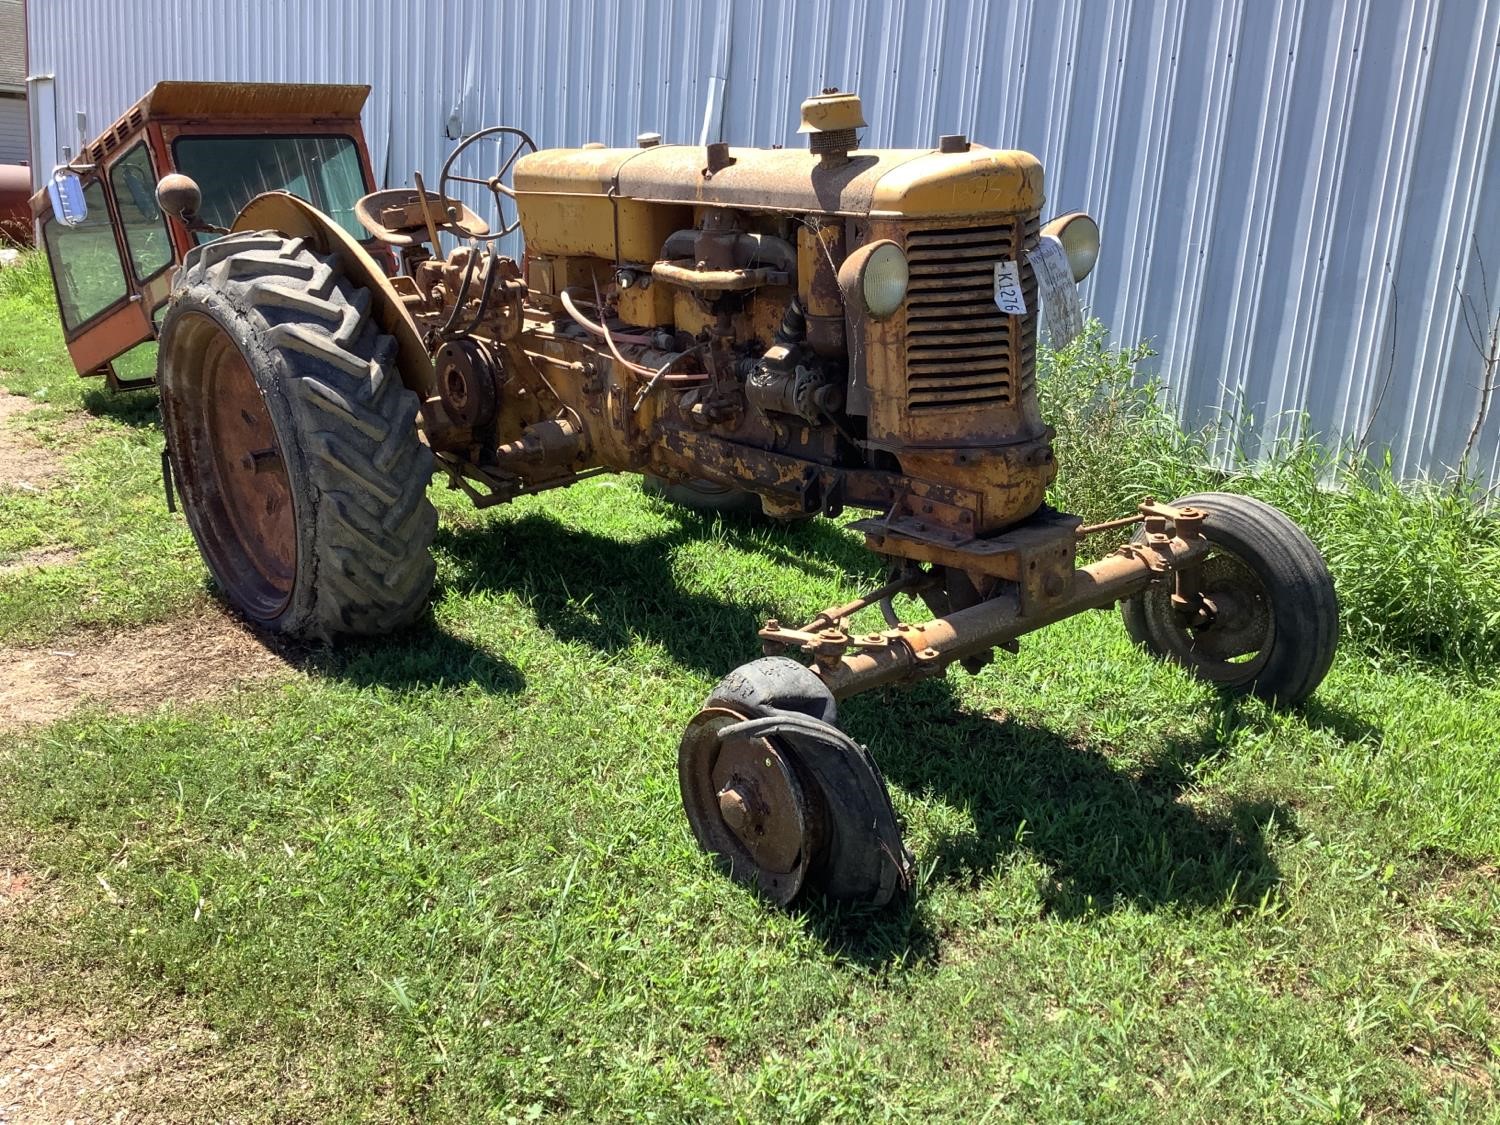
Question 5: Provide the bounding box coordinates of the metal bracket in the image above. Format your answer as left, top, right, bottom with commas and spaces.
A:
160, 447, 177, 513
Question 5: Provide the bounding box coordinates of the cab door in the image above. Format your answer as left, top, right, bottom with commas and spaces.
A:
40, 141, 176, 386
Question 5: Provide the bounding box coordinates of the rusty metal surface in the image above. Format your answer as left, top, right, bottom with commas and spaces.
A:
514, 143, 1041, 221
232, 193, 436, 401
902, 219, 1038, 413
175, 312, 296, 619
62, 298, 154, 376
1132, 547, 1274, 678
132, 81, 368, 127
679, 688, 912, 906
762, 503, 1213, 699
678, 706, 816, 904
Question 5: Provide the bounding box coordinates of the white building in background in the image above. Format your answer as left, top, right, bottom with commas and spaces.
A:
22, 0, 1500, 487
0, 0, 28, 165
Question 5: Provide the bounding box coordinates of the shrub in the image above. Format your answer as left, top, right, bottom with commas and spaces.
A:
0, 248, 58, 308
1041, 325, 1500, 675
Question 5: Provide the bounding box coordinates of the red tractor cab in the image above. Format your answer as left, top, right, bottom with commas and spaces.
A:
30, 81, 385, 389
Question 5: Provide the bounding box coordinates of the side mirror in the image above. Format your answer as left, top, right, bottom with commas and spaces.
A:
155, 173, 203, 224
47, 169, 87, 226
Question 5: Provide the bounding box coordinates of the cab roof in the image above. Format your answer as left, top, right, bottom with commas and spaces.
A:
82, 81, 370, 166
32, 81, 371, 215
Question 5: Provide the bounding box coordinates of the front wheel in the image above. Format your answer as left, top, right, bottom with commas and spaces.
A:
159, 232, 437, 639
1121, 492, 1338, 705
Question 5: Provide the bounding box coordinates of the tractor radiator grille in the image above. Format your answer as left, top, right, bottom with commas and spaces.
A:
902, 215, 1040, 412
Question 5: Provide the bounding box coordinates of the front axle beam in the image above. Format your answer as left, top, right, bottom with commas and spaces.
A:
760, 503, 1210, 700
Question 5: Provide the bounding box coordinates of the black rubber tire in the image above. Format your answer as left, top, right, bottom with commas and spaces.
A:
159, 232, 437, 639
1121, 492, 1338, 706
701, 656, 840, 726
685, 657, 913, 906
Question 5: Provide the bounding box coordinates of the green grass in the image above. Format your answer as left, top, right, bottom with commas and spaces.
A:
0, 253, 1497, 1120
0, 251, 202, 640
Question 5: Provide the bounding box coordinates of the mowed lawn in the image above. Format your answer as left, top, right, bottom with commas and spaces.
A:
0, 260, 1497, 1121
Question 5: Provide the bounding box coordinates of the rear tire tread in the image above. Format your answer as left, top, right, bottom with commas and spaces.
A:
164, 231, 436, 638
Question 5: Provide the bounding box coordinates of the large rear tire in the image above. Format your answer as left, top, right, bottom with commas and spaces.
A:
1121, 492, 1338, 705
159, 232, 436, 639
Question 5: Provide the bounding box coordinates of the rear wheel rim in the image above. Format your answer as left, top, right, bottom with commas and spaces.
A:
178, 313, 297, 620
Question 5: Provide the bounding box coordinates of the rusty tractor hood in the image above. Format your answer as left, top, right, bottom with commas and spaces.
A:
513, 143, 1044, 220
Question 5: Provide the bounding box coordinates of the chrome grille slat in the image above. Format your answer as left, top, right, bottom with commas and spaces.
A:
902, 216, 1036, 412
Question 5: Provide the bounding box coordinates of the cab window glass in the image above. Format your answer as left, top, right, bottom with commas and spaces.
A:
172, 134, 370, 242
41, 181, 128, 331
111, 339, 158, 384
109, 143, 173, 282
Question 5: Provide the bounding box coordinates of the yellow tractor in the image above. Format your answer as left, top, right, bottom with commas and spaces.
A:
43, 84, 1339, 906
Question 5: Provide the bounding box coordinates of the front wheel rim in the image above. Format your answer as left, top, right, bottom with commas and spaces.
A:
1141, 548, 1275, 684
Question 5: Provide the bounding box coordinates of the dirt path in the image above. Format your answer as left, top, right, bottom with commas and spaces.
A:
0, 863, 225, 1123
0, 390, 63, 493
0, 613, 296, 731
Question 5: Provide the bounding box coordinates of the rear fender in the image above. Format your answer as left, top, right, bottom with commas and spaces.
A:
228, 192, 434, 399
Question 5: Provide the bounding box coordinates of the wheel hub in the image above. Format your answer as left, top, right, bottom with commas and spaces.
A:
711, 736, 809, 876
1188, 553, 1272, 661
679, 707, 820, 904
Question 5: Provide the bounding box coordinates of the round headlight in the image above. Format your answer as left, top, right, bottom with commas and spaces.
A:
838, 239, 909, 320
1040, 211, 1100, 282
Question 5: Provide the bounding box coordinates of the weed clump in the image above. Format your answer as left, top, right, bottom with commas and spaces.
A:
0, 249, 59, 307
1041, 326, 1500, 675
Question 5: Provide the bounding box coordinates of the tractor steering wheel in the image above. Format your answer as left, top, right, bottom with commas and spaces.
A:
438, 125, 538, 241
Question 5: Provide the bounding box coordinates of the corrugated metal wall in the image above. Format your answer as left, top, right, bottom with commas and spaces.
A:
26, 0, 1500, 484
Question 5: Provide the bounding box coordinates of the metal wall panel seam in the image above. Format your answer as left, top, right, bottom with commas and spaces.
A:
1216, 0, 1304, 452
1371, 0, 1439, 474
1405, 0, 1475, 471
1123, 0, 1186, 352
1335, 0, 1407, 454
1040, 0, 1074, 195
1085, 0, 1131, 329
1473, 3, 1500, 481
1364, 0, 1439, 469
1274, 0, 1363, 444
1013, 0, 1040, 161
1168, 0, 1239, 404
1199, 0, 1263, 441
1424, 0, 1500, 474
1303, 0, 1369, 442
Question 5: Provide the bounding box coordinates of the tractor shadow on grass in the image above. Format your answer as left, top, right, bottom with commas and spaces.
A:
81, 386, 162, 429
806, 685, 1297, 965
432, 510, 878, 677
279, 619, 525, 695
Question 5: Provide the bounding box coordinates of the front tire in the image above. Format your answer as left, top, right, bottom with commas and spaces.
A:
159, 232, 437, 639
1121, 492, 1338, 705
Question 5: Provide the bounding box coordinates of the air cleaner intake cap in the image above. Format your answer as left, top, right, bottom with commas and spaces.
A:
797, 89, 867, 134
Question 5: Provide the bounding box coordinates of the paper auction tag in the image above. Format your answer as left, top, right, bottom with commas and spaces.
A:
993, 260, 1026, 315
1026, 234, 1084, 347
